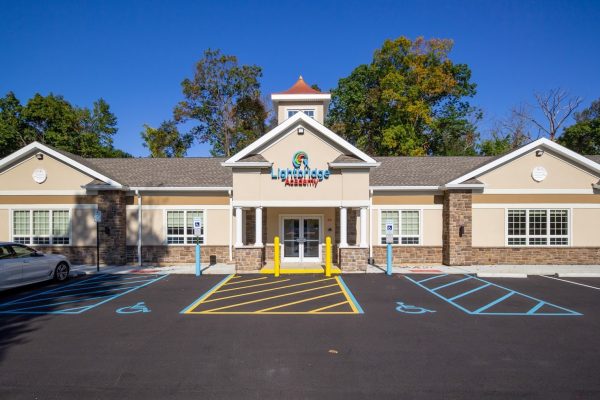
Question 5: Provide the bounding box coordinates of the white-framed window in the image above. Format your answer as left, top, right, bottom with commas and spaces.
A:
380, 210, 421, 245
12, 209, 71, 245
166, 210, 204, 245
287, 109, 315, 119
506, 209, 569, 246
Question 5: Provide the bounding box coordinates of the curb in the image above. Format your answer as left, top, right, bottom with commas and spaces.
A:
476, 273, 527, 278
557, 273, 600, 278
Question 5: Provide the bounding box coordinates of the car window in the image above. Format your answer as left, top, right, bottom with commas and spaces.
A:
0, 245, 12, 260
10, 245, 36, 258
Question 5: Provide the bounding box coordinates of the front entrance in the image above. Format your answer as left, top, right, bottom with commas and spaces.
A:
281, 216, 322, 263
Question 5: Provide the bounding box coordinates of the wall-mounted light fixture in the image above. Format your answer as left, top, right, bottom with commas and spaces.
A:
536, 149, 544, 157
36, 153, 44, 160
459, 225, 465, 237
297, 127, 304, 135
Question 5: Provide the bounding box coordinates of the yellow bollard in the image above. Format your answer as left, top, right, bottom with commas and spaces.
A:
274, 236, 280, 277
325, 236, 332, 277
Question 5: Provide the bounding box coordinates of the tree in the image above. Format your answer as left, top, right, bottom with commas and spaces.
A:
327, 36, 480, 156
479, 106, 532, 156
0, 92, 129, 158
173, 49, 265, 157
141, 120, 193, 158
558, 99, 600, 154
515, 88, 583, 140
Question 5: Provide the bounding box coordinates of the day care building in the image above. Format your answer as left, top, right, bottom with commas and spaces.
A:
1, 77, 599, 272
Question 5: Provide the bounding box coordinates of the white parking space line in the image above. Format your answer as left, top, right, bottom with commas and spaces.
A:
541, 275, 600, 291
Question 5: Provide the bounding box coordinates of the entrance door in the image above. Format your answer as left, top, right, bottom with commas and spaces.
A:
282, 217, 321, 263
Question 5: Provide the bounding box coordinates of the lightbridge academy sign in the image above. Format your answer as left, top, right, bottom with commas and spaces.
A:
270, 151, 330, 187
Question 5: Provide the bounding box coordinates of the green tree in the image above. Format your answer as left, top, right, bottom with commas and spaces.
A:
0, 92, 129, 158
558, 99, 600, 154
327, 36, 480, 156
141, 120, 193, 157
173, 49, 265, 157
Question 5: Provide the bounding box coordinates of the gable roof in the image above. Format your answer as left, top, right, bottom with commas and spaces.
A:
223, 112, 379, 166
448, 137, 600, 185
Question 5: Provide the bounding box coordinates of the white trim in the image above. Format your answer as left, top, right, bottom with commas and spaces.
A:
448, 138, 600, 185
126, 205, 230, 210
224, 112, 377, 165
483, 188, 595, 194
473, 203, 600, 209
504, 207, 571, 247
0, 204, 97, 209
442, 184, 485, 189
231, 200, 370, 208
9, 208, 73, 247
371, 204, 443, 210
370, 186, 441, 191
0, 142, 124, 187
271, 94, 331, 101
0, 190, 89, 196
129, 186, 232, 192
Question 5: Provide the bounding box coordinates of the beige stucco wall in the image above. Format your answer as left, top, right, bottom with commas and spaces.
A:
0, 209, 8, 241
0, 154, 95, 190
372, 193, 444, 205
473, 194, 600, 204
137, 194, 229, 206
478, 149, 599, 190
472, 208, 505, 247
572, 208, 600, 246
206, 209, 230, 246
371, 208, 442, 246
71, 208, 96, 246
232, 126, 370, 203
277, 101, 326, 124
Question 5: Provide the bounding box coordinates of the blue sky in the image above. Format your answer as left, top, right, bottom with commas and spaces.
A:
1, 0, 599, 157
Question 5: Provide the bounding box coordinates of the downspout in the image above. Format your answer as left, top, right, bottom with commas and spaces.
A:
136, 189, 142, 268
228, 189, 233, 261
369, 188, 373, 261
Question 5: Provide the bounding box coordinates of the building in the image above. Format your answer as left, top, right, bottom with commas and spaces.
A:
1, 77, 599, 272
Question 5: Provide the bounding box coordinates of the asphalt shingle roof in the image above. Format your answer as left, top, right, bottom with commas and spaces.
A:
370, 156, 494, 186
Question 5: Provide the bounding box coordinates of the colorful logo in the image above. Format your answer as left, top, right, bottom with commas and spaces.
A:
292, 151, 309, 169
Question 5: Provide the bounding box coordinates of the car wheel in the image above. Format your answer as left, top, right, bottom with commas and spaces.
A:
54, 262, 69, 282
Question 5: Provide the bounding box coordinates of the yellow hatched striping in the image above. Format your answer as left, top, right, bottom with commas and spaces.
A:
256, 291, 343, 313
200, 283, 341, 313
336, 276, 359, 313
308, 301, 351, 313
216, 279, 292, 293
183, 274, 235, 314
204, 278, 337, 303
194, 311, 357, 315
222, 277, 268, 286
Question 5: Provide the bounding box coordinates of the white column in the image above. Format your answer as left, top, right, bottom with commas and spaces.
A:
339, 207, 348, 247
235, 206, 243, 247
254, 207, 263, 246
359, 207, 368, 248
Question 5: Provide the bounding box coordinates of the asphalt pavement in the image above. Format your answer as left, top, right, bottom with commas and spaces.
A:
0, 273, 599, 399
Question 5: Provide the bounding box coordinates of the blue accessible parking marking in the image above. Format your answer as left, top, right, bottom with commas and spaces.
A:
0, 273, 167, 315
405, 274, 581, 316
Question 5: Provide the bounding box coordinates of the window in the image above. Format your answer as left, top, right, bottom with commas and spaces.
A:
287, 109, 315, 119
11, 244, 36, 258
380, 210, 420, 245
507, 209, 569, 246
12, 210, 70, 245
166, 210, 204, 245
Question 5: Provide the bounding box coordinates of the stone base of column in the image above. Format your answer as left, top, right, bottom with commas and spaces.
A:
338, 247, 368, 272
234, 246, 264, 273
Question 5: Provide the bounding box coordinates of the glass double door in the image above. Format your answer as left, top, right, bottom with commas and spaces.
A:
282, 217, 321, 262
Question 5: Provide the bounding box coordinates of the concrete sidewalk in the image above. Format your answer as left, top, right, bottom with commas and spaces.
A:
366, 264, 600, 277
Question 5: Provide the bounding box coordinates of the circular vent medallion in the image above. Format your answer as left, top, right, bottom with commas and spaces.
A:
531, 166, 547, 182
32, 168, 47, 184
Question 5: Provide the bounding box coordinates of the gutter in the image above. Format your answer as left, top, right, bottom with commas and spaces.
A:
129, 186, 232, 192
328, 162, 381, 168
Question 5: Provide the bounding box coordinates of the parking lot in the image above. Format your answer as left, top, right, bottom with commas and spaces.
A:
0, 272, 599, 399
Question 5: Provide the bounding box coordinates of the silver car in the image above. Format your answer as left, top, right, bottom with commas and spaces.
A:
0, 242, 71, 290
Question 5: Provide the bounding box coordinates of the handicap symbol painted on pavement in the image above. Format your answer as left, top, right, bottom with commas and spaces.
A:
395, 301, 436, 314
116, 302, 151, 314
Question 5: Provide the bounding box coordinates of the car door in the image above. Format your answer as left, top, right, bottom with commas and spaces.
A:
0, 245, 22, 289
11, 245, 49, 284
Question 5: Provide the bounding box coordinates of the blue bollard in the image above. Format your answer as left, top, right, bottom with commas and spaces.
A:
195, 241, 201, 277
386, 243, 392, 276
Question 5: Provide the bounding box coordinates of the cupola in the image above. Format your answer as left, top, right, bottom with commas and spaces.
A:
271, 76, 331, 125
